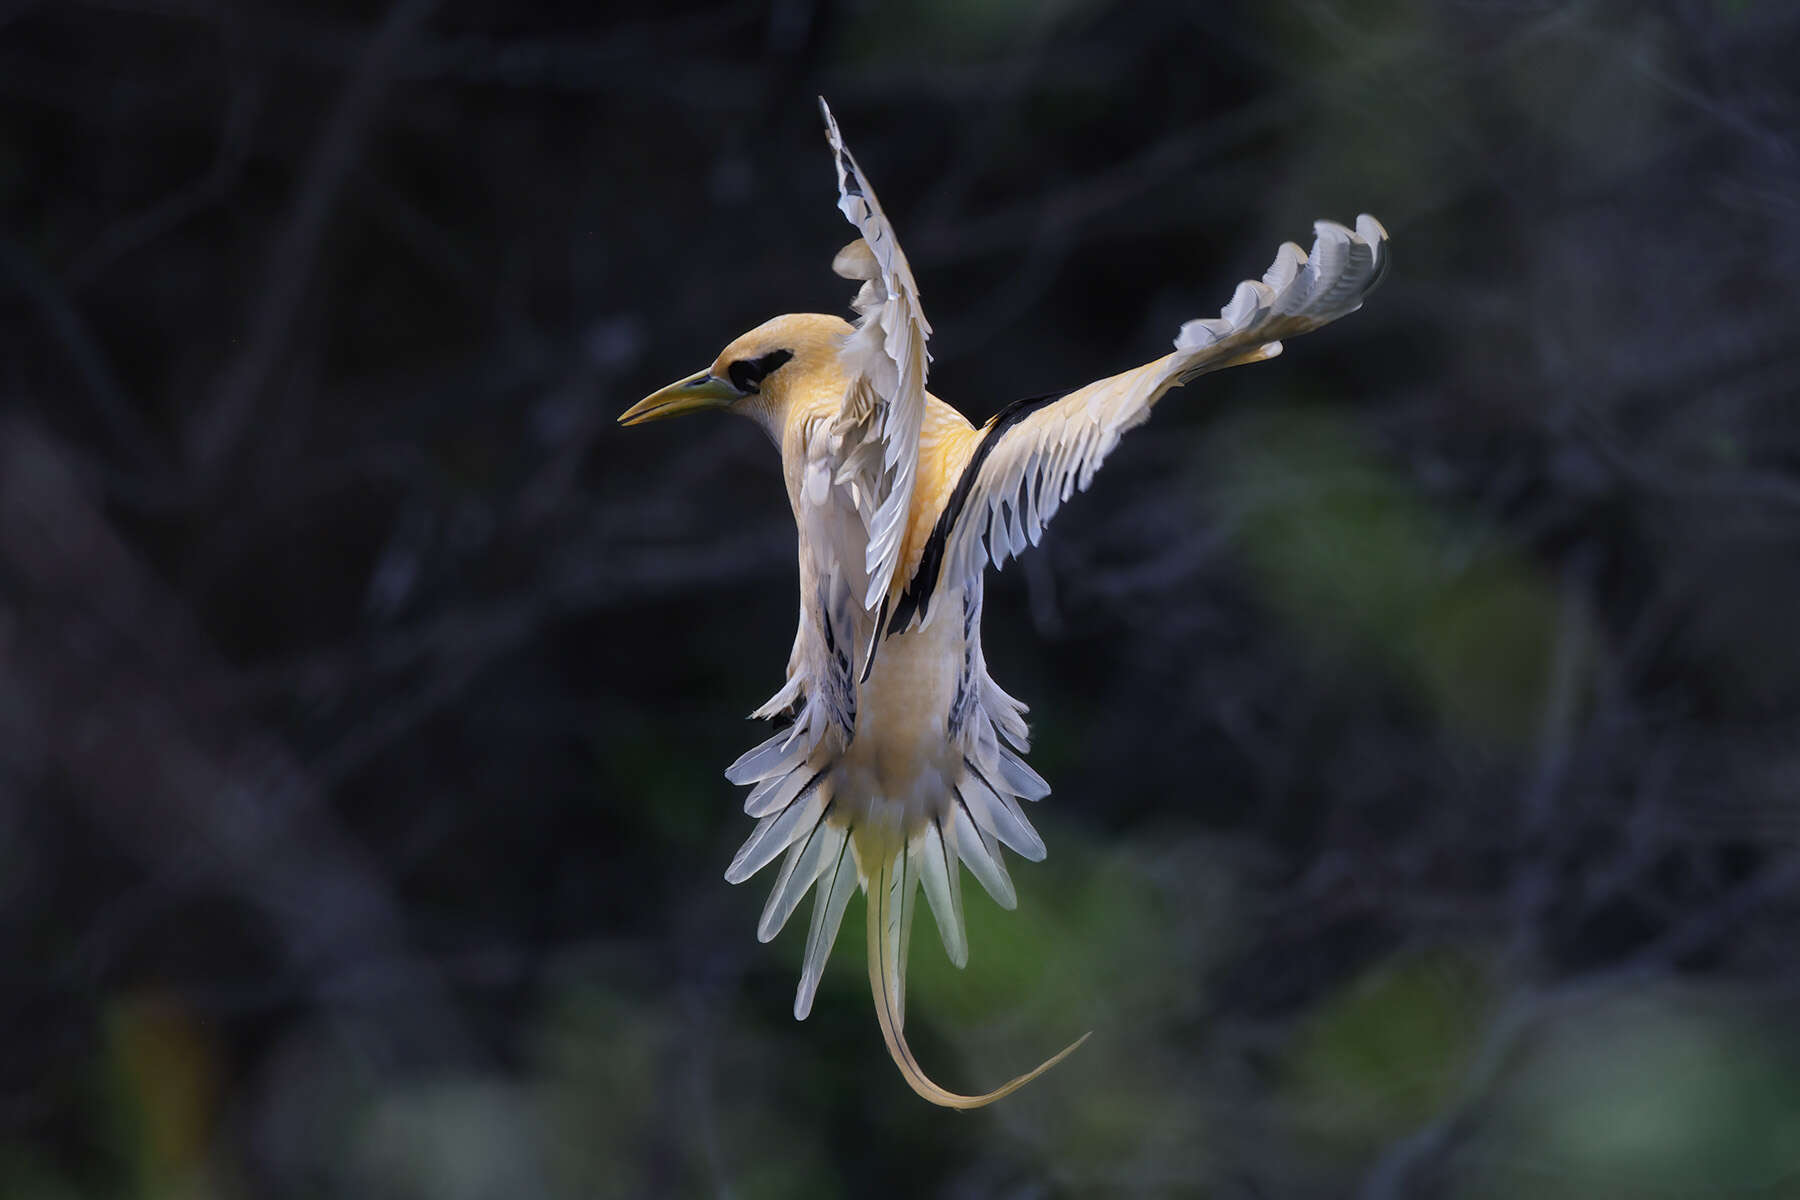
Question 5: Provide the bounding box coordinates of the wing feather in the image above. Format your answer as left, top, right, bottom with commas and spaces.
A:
927, 216, 1387, 606
819, 97, 932, 612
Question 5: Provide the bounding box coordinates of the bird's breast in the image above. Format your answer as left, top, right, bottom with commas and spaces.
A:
837, 589, 967, 817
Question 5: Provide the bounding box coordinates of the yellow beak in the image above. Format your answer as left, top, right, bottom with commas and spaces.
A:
618, 373, 739, 425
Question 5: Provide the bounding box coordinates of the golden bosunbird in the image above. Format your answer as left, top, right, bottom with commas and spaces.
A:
621, 99, 1388, 1108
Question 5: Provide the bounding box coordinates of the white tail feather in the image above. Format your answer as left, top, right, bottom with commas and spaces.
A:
866, 844, 1089, 1110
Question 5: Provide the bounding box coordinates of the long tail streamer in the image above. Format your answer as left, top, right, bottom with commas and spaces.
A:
865, 847, 1090, 1109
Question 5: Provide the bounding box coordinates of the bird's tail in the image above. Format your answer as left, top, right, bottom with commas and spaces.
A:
863, 835, 1090, 1110
725, 721, 1087, 1105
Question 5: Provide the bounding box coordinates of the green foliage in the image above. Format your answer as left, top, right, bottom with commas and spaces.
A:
1471, 990, 1800, 1197
1283, 948, 1495, 1153
531, 983, 841, 1197
104, 994, 222, 1200
1217, 406, 1581, 746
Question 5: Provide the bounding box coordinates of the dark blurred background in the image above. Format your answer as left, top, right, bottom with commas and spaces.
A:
5, 1, 1800, 1196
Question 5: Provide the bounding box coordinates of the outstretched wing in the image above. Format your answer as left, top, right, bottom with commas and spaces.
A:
894, 215, 1388, 631
819, 97, 931, 613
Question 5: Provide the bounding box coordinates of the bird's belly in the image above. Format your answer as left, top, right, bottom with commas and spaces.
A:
836, 597, 966, 834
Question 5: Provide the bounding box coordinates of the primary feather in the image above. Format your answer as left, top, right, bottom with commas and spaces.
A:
623, 97, 1389, 1107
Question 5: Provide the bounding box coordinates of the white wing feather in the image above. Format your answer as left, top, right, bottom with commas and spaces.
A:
819, 97, 931, 613
942, 215, 1389, 592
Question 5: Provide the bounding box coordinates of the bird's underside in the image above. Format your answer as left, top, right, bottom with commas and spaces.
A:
621, 98, 1388, 1108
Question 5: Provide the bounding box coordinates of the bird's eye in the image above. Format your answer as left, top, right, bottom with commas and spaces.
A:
728, 349, 794, 394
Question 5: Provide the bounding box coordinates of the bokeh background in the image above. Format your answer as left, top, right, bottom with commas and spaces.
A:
5, 1, 1800, 1196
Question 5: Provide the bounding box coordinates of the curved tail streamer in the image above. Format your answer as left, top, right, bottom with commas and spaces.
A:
865, 849, 1089, 1109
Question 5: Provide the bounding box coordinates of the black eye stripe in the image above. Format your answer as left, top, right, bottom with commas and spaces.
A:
727, 349, 794, 393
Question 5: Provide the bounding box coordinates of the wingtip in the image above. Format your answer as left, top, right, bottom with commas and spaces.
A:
1357, 212, 1392, 291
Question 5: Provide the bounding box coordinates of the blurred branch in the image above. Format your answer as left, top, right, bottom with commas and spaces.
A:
912, 103, 1294, 265
192, 0, 441, 482
0, 236, 160, 469
65, 72, 262, 291
1361, 854, 1800, 1198
0, 416, 484, 1068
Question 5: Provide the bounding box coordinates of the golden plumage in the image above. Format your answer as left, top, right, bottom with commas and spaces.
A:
620, 99, 1389, 1107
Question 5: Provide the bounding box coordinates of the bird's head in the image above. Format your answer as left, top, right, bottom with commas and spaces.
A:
619, 313, 854, 437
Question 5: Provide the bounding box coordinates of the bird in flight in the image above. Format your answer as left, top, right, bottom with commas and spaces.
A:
620, 98, 1388, 1108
